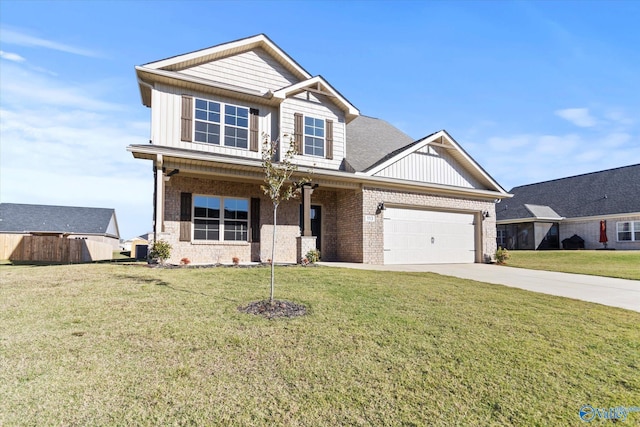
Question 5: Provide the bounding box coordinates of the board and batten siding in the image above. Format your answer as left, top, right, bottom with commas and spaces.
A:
151, 83, 277, 159
179, 48, 300, 93
373, 145, 483, 188
280, 95, 345, 170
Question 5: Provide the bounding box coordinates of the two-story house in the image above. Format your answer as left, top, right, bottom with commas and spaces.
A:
128, 34, 510, 265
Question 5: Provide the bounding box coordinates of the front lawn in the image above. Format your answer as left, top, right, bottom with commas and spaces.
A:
505, 250, 640, 280
1, 264, 638, 426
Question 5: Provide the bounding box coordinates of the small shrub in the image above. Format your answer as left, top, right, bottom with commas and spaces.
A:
149, 240, 172, 264
305, 249, 320, 264
180, 257, 191, 265
495, 247, 510, 265
232, 256, 240, 265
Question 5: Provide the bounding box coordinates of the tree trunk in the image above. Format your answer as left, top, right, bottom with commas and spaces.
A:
270, 204, 278, 303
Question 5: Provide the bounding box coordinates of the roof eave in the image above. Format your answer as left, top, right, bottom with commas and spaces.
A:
362, 130, 509, 196
273, 76, 359, 121
142, 34, 312, 81
136, 67, 277, 107
127, 144, 510, 200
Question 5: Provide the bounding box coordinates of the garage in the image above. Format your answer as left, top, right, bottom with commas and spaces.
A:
383, 208, 476, 264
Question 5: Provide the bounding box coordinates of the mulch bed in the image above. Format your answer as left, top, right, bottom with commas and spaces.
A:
238, 299, 307, 319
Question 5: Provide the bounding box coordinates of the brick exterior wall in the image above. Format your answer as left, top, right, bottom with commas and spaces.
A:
159, 176, 499, 265
336, 189, 364, 262
162, 176, 304, 264
360, 187, 497, 264
561, 215, 640, 250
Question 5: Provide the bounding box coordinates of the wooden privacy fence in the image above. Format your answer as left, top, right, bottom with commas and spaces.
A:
0, 234, 113, 263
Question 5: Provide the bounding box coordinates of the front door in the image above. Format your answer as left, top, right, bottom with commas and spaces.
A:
300, 204, 321, 251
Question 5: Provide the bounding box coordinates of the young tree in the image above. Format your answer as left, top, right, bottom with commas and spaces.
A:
261, 134, 309, 303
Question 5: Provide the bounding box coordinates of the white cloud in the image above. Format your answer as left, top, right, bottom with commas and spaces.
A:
1, 27, 102, 58
0, 61, 151, 238
0, 50, 25, 62
1, 62, 121, 111
465, 126, 639, 191
554, 108, 597, 127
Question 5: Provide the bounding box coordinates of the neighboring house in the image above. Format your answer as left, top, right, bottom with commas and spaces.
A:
0, 203, 121, 249
127, 34, 509, 265
121, 234, 151, 259
496, 164, 640, 250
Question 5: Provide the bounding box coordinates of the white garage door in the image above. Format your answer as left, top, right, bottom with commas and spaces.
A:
383, 208, 476, 264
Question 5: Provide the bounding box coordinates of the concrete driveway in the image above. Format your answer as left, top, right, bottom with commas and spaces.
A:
318, 262, 640, 312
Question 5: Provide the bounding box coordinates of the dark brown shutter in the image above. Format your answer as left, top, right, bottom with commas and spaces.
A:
249, 108, 259, 152
179, 192, 192, 241
325, 119, 333, 160
250, 197, 260, 242
294, 113, 303, 154
181, 96, 193, 142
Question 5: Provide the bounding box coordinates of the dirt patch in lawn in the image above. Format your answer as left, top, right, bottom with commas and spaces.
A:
239, 299, 307, 319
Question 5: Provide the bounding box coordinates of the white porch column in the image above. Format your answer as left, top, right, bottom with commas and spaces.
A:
154, 154, 164, 238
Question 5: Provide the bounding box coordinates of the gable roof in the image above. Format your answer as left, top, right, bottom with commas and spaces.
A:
136, 34, 359, 118
141, 33, 311, 79
345, 115, 415, 172
356, 128, 507, 193
496, 164, 640, 221
0, 203, 120, 238
273, 75, 359, 122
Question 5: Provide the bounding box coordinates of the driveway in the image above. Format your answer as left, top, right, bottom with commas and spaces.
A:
317, 262, 640, 312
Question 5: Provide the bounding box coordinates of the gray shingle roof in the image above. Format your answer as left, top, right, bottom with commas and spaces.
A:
345, 115, 415, 172
496, 164, 640, 221
0, 203, 119, 237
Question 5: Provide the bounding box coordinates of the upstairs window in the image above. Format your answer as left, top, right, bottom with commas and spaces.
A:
304, 116, 325, 157
224, 105, 249, 149
193, 98, 249, 149
194, 99, 221, 144
617, 221, 640, 242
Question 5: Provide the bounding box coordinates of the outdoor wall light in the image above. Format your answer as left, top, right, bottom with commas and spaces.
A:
377, 202, 386, 214
482, 210, 490, 219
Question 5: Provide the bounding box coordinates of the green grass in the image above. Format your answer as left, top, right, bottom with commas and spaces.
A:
505, 250, 640, 280
1, 264, 639, 426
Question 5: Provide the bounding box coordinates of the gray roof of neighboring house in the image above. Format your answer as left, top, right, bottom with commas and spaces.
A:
0, 203, 119, 237
345, 115, 415, 172
496, 164, 640, 221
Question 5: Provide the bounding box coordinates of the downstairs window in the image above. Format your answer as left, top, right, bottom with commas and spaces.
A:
193, 196, 248, 242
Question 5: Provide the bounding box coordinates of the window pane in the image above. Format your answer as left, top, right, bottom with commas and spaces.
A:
195, 109, 207, 121
305, 116, 314, 126
618, 222, 632, 241
224, 220, 248, 241
224, 127, 248, 148
224, 199, 249, 219
194, 196, 220, 219
305, 136, 324, 157
195, 99, 207, 109
194, 219, 219, 240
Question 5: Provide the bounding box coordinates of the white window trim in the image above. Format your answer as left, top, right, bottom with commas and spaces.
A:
616, 221, 640, 242
193, 98, 250, 149
192, 195, 250, 242
303, 115, 325, 158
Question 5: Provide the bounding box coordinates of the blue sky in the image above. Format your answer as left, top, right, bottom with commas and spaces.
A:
1, 0, 639, 239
